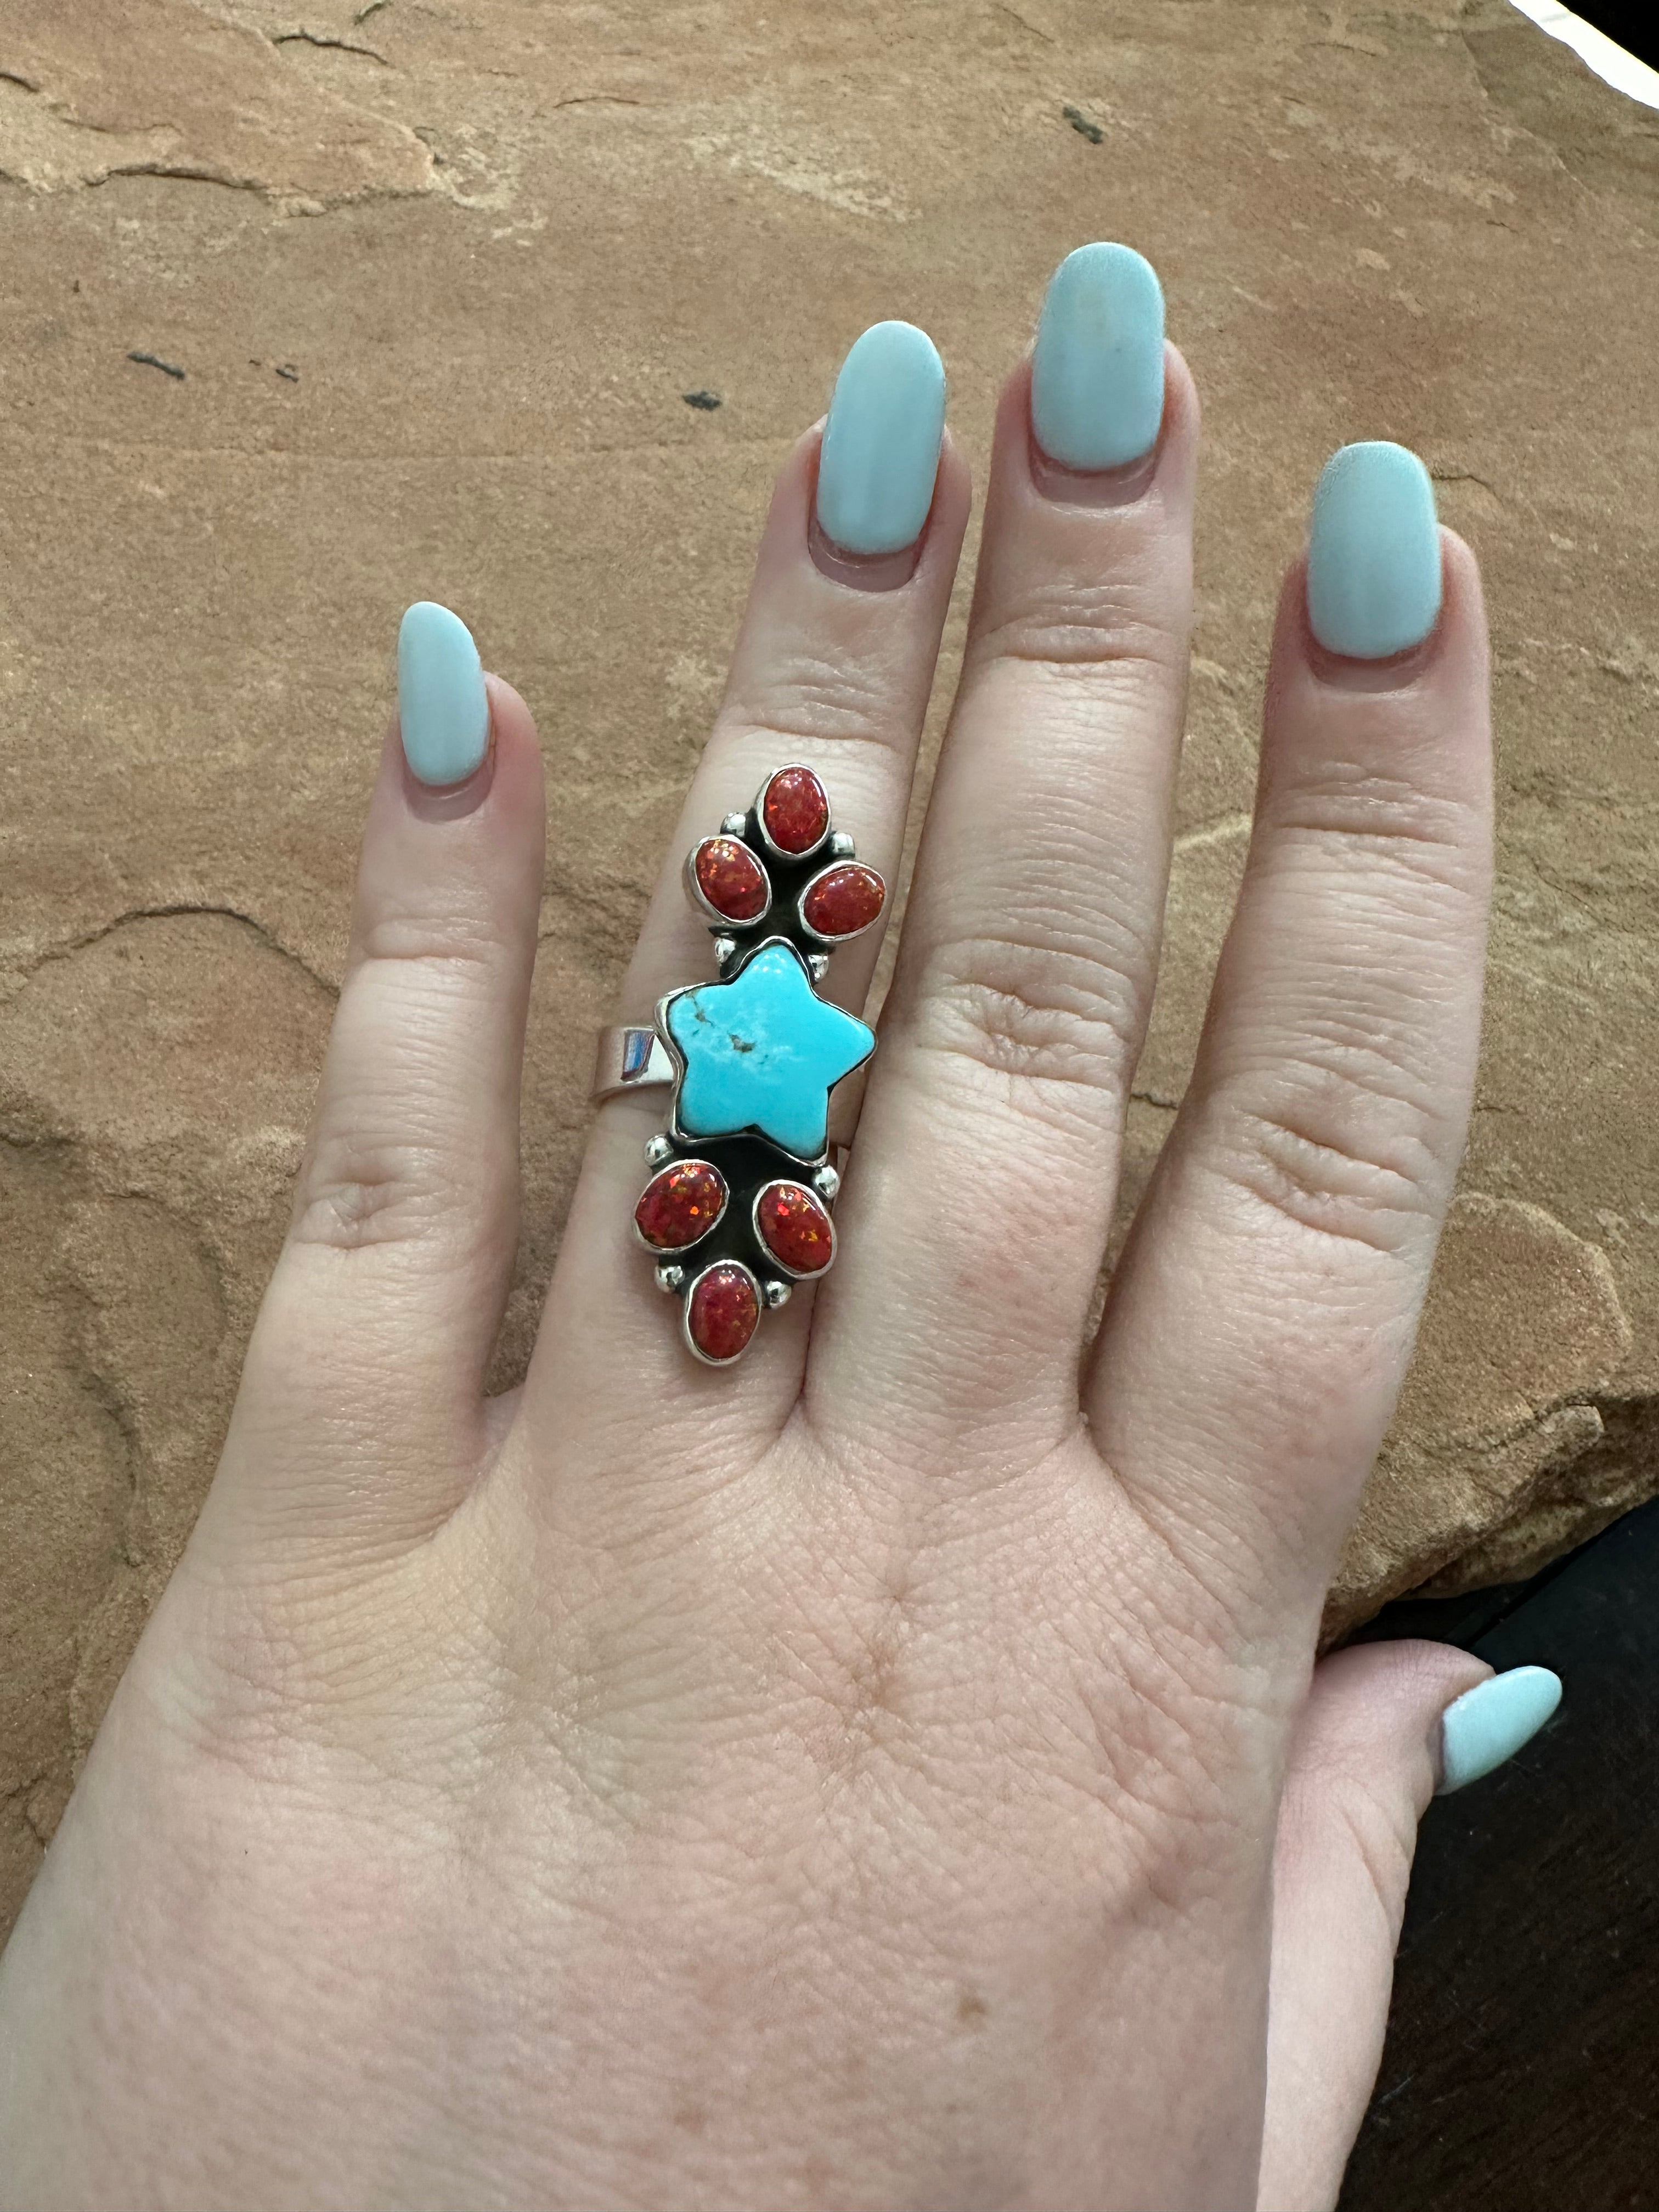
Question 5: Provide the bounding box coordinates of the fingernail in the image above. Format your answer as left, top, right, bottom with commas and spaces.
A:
1306, 441, 1442, 660
1435, 1666, 1562, 1795
1030, 241, 1166, 472
814, 320, 946, 560
397, 601, 489, 786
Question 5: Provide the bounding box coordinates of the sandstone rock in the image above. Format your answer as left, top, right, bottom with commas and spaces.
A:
2, 0, 1656, 1934
1323, 1193, 1634, 1637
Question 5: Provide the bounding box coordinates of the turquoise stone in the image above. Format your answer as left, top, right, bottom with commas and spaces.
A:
664, 941, 874, 1161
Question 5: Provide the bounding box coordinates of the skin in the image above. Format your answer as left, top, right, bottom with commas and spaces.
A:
0, 341, 1495, 2211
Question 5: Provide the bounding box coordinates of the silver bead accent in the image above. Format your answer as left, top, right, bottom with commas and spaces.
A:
807, 952, 830, 983
655, 1262, 685, 1293
828, 830, 856, 859
763, 1279, 792, 1309
645, 1133, 674, 1167
721, 810, 748, 836
813, 1161, 840, 1201
712, 934, 738, 967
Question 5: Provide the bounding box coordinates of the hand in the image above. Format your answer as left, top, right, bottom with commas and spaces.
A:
0, 246, 1525, 2211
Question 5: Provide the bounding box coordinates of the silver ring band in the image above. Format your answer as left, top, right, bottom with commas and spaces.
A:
592, 1025, 676, 1102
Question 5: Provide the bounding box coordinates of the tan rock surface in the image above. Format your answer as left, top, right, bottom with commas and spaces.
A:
2, 0, 1656, 1929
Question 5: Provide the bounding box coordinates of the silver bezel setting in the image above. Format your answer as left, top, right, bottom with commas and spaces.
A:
682, 1257, 764, 1366
631, 1158, 730, 1256
751, 1177, 838, 1281
684, 835, 772, 932
796, 859, 887, 948
754, 762, 833, 865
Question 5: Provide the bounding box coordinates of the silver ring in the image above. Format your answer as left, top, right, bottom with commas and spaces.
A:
592, 1026, 676, 1101
603, 764, 886, 1367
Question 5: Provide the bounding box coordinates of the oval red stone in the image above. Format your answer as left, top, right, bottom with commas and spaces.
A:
686, 1262, 760, 1362
693, 836, 769, 923
761, 766, 830, 856
755, 1181, 836, 1277
634, 1159, 727, 1251
802, 862, 884, 940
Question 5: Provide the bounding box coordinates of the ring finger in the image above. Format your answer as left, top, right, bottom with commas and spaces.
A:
522, 320, 971, 1442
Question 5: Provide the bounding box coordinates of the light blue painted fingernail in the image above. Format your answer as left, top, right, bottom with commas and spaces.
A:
1031, 242, 1166, 472
1306, 441, 1443, 659
397, 601, 489, 786
815, 320, 946, 558
1436, 1666, 1562, 1795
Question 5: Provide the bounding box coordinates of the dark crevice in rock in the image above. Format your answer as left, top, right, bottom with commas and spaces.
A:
270, 30, 388, 66
88, 163, 268, 195
58, 1275, 146, 1525
24, 904, 337, 1000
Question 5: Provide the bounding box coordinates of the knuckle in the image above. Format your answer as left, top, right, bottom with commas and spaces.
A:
723, 650, 916, 754
1206, 1059, 1449, 1256
353, 912, 500, 974
909, 919, 1156, 1109
288, 1141, 452, 1254
287, 1119, 512, 1259
969, 575, 1187, 686
285, 937, 518, 1260
1268, 768, 1486, 894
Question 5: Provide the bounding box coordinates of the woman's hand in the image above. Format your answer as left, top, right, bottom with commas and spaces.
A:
0, 245, 1528, 2211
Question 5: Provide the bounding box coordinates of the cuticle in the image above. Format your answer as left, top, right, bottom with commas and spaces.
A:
403, 720, 497, 818
1027, 427, 1162, 510
806, 504, 925, 592
1302, 618, 1442, 694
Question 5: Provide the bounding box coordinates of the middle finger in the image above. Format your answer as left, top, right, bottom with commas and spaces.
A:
812, 245, 1198, 1462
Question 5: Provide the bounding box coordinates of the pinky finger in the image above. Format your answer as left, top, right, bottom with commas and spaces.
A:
1087, 452, 1492, 1626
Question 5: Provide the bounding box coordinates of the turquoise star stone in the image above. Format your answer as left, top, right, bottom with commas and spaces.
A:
663, 940, 874, 1161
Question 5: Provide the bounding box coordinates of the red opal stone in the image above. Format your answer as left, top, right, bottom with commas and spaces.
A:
687, 1262, 760, 1362
693, 836, 769, 922
755, 1181, 835, 1277
761, 766, 830, 855
634, 1159, 727, 1251
802, 862, 884, 940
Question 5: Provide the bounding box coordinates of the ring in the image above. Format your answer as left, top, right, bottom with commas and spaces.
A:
591, 764, 887, 1365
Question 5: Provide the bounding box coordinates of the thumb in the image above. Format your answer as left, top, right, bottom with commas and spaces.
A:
1256, 1641, 1562, 2211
